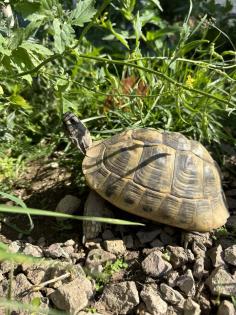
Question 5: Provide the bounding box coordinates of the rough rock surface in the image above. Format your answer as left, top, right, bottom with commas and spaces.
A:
97, 281, 139, 314
142, 250, 172, 277
160, 283, 185, 308
224, 245, 236, 266
140, 284, 168, 315
167, 246, 188, 268
50, 276, 94, 313
184, 298, 201, 315
217, 300, 236, 315
103, 239, 126, 255
1, 199, 236, 315
206, 267, 236, 296
176, 269, 195, 296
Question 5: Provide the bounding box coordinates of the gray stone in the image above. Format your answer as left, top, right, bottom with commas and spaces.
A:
24, 261, 50, 285
140, 284, 168, 315
47, 262, 86, 289
0, 278, 8, 297
12, 273, 47, 306
166, 270, 179, 287
142, 251, 172, 277
23, 243, 43, 257
103, 239, 126, 256
62, 245, 74, 256
44, 243, 70, 259
99, 281, 139, 314
0, 261, 15, 274
186, 249, 195, 263
208, 245, 225, 267
160, 283, 185, 308
206, 267, 236, 296
167, 305, 183, 315
50, 276, 94, 313
176, 269, 195, 296
167, 246, 188, 268
136, 302, 152, 315
198, 293, 211, 314
56, 195, 81, 216
160, 232, 174, 245
64, 239, 75, 246
163, 226, 175, 235
217, 300, 236, 315
136, 229, 161, 244
226, 215, 236, 230
150, 238, 164, 249
184, 298, 201, 315
123, 235, 134, 249
85, 248, 116, 273
224, 245, 236, 266
8, 240, 21, 253
102, 229, 115, 240
193, 257, 208, 279
192, 241, 206, 257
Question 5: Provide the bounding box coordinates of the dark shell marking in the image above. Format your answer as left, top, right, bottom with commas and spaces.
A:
82, 129, 229, 232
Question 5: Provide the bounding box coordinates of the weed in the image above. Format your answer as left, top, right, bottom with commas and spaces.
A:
88, 258, 129, 292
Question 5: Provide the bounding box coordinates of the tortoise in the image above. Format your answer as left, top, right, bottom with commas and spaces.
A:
63, 112, 229, 238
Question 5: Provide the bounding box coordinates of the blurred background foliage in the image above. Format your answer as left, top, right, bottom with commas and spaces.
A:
0, 0, 235, 191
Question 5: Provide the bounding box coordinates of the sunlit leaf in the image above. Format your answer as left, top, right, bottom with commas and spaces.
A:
70, 0, 97, 27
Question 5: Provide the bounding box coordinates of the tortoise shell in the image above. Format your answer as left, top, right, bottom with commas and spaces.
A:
82, 129, 229, 232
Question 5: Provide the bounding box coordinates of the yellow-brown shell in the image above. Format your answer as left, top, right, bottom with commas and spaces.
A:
82, 129, 229, 232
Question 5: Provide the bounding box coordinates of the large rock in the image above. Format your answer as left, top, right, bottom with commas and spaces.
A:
98, 281, 139, 314
140, 284, 168, 315
217, 300, 236, 315
136, 228, 162, 244
160, 283, 185, 308
208, 245, 225, 268
50, 276, 94, 313
176, 269, 195, 296
206, 267, 236, 296
167, 246, 188, 269
224, 245, 236, 266
184, 298, 201, 315
85, 248, 116, 273
103, 239, 126, 255
23, 243, 43, 257
142, 251, 172, 277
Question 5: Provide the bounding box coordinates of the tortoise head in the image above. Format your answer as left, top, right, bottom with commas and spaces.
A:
63, 112, 92, 154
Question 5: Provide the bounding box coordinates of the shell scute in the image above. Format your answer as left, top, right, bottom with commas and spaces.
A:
83, 128, 229, 231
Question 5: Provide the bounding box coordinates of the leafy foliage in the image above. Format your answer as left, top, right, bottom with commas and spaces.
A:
0, 0, 235, 191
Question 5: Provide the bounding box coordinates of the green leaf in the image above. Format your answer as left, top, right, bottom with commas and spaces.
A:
20, 42, 53, 56
133, 11, 142, 49
0, 205, 145, 226
14, 2, 41, 18
150, 0, 163, 11
70, 0, 97, 27
30, 297, 41, 307
52, 19, 64, 53
178, 40, 209, 55
52, 19, 75, 53
11, 47, 35, 71
0, 34, 11, 56
9, 95, 32, 110
106, 21, 130, 50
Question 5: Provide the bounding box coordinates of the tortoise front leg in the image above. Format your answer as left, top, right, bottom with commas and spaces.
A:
83, 190, 107, 241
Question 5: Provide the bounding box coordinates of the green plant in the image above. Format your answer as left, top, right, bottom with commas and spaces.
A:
0, 0, 235, 194
89, 258, 128, 291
